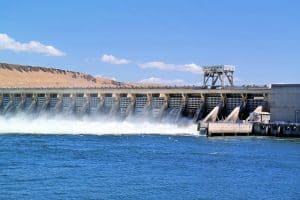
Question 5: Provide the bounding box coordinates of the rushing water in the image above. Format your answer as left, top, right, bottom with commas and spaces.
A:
0, 115, 197, 135
0, 118, 299, 199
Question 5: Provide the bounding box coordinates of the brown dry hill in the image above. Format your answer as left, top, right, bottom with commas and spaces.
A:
0, 63, 132, 88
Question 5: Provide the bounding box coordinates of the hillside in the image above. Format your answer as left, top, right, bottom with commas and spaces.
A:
0, 63, 132, 88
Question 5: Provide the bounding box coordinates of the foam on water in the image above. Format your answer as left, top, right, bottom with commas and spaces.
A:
0, 114, 199, 136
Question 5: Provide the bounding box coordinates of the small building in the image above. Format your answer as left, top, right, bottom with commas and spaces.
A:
271, 84, 300, 123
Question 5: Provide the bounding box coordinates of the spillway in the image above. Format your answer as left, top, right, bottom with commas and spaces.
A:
0, 86, 270, 123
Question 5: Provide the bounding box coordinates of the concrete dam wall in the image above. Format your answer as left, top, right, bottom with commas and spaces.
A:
0, 87, 270, 122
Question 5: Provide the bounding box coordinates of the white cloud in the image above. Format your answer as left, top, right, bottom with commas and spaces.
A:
140, 77, 186, 86
0, 33, 65, 56
101, 54, 130, 65
139, 61, 176, 71
139, 61, 203, 74
100, 54, 202, 75
183, 63, 203, 74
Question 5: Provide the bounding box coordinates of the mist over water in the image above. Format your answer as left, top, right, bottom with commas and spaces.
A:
0, 114, 198, 136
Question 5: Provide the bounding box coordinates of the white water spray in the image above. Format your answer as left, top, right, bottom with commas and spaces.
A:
0, 114, 199, 136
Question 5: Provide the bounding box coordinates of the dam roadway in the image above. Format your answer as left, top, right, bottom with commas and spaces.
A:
0, 86, 270, 94
0, 86, 270, 122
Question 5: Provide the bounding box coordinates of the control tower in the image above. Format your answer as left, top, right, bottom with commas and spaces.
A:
203, 65, 235, 88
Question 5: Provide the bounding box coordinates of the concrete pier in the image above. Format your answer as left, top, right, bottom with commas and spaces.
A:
207, 122, 253, 136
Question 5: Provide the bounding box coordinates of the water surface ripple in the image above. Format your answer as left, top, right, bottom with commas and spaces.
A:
0, 135, 299, 200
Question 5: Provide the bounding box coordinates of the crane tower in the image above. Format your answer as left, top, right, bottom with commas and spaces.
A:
203, 65, 235, 88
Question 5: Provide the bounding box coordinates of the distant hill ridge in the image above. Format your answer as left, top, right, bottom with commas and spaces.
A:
0, 62, 97, 82
0, 63, 130, 88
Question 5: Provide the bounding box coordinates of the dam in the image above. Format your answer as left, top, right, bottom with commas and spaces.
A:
0, 86, 270, 122
1, 63, 299, 137
0, 63, 271, 123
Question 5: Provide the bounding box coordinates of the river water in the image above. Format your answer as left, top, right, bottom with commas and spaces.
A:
0, 117, 299, 199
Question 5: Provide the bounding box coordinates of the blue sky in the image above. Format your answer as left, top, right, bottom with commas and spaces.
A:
0, 0, 299, 85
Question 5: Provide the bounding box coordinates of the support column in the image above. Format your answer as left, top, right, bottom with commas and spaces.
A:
40, 94, 50, 113
97, 94, 105, 112
239, 93, 248, 119
16, 94, 26, 112
241, 94, 247, 105
175, 94, 187, 123
109, 93, 120, 116
80, 93, 90, 114
158, 93, 169, 120
220, 93, 226, 120
202, 106, 220, 123
143, 94, 152, 117
27, 94, 37, 113
3, 94, 14, 114
193, 94, 206, 122
55, 94, 63, 113
126, 93, 136, 118
224, 107, 240, 122
67, 94, 76, 114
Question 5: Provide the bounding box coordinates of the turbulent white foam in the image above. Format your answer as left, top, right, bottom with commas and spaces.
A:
0, 115, 199, 136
